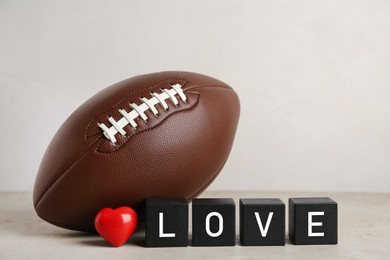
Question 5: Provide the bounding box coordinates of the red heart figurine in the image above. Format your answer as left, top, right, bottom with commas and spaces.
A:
95, 206, 138, 247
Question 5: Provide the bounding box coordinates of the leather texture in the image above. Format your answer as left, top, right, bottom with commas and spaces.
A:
33, 71, 240, 232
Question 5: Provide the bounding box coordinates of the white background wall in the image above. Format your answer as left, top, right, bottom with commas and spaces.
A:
1, 0, 389, 192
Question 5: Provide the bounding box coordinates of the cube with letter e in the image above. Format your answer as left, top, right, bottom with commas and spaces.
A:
289, 197, 338, 245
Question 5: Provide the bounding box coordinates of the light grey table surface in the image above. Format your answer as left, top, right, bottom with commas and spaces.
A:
0, 191, 389, 259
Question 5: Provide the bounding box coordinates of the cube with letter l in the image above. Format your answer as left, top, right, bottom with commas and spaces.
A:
145, 198, 188, 247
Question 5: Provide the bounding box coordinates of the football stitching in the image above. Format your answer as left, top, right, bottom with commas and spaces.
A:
95, 92, 200, 154
85, 78, 188, 138
98, 84, 188, 143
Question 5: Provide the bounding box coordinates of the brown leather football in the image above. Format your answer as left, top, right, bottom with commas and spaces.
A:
33, 71, 240, 232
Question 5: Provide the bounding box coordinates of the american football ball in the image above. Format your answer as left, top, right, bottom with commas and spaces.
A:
33, 71, 240, 232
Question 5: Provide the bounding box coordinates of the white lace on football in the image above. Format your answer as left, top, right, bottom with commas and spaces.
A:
98, 84, 187, 143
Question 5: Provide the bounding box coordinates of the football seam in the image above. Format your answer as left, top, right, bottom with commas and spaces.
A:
34, 139, 99, 208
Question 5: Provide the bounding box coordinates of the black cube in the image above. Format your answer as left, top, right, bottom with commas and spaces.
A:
240, 198, 285, 246
289, 197, 337, 245
192, 198, 236, 246
145, 198, 188, 247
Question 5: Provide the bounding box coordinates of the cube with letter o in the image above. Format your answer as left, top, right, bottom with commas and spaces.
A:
192, 198, 236, 246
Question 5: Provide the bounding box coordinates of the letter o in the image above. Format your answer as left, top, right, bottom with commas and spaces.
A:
205, 212, 223, 237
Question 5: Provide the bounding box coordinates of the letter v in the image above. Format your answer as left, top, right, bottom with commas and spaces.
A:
254, 212, 274, 237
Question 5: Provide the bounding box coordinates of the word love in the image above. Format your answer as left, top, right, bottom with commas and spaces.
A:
145, 197, 337, 247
